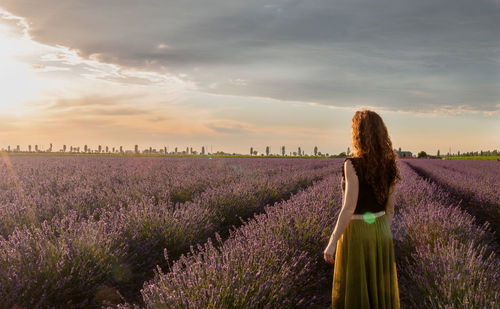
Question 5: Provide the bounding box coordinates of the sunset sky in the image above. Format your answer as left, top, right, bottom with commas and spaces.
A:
0, 0, 498, 155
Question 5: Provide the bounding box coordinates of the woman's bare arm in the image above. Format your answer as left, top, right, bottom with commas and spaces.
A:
326, 159, 359, 247
385, 184, 396, 225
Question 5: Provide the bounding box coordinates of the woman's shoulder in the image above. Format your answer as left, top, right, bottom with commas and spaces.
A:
342, 157, 359, 176
343, 157, 356, 163
342, 157, 353, 168
341, 158, 360, 190
343, 157, 359, 167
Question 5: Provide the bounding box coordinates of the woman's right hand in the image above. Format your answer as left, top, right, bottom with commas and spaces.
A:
323, 243, 336, 264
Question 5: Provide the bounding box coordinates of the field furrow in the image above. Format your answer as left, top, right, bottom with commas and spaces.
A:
405, 159, 500, 246
129, 173, 344, 308
392, 161, 499, 308
1, 157, 498, 308
0, 157, 341, 308
128, 161, 500, 308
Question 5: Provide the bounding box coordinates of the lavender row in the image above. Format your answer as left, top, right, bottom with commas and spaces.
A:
392, 162, 499, 308
405, 159, 500, 234
134, 172, 344, 308
0, 156, 237, 237
133, 160, 500, 308
0, 158, 341, 308
421, 159, 500, 180
406, 159, 500, 204
0, 156, 324, 237
105, 162, 340, 302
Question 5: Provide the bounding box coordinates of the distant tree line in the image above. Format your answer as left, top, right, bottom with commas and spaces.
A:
417, 149, 499, 159
3, 144, 495, 159
0, 144, 199, 155
0, 143, 366, 158
248, 145, 332, 157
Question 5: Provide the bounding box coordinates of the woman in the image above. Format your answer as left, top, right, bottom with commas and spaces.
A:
323, 109, 401, 308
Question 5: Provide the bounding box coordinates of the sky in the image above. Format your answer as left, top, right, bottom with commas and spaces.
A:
0, 0, 498, 155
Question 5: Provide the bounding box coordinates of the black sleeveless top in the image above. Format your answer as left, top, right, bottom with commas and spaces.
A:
341, 157, 387, 214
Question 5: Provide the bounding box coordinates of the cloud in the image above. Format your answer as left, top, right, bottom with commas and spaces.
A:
1, 0, 498, 114
30, 96, 153, 130
6, 94, 215, 146
0, 8, 28, 39
42, 95, 139, 111
148, 116, 170, 122
31, 64, 70, 72
205, 120, 256, 134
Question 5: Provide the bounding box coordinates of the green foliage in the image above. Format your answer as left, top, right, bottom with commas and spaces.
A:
445, 156, 500, 161
417, 151, 427, 158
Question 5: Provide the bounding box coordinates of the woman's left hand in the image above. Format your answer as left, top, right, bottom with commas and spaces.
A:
323, 243, 336, 264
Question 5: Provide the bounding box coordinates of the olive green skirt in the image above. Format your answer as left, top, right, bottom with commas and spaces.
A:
332, 213, 400, 309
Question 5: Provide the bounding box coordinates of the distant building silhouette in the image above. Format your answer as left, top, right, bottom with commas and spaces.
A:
395, 148, 412, 158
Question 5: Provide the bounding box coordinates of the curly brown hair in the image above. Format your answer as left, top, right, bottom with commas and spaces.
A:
351, 109, 401, 205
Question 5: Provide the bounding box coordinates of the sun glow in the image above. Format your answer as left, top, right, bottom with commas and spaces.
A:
0, 20, 50, 112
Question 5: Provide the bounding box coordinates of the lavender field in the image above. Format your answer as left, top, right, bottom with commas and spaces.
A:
0, 156, 498, 308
